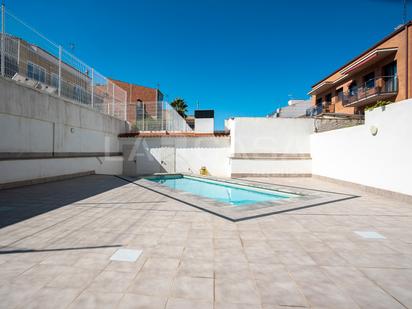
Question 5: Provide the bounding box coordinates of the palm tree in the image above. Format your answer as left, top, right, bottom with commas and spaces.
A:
170, 98, 188, 118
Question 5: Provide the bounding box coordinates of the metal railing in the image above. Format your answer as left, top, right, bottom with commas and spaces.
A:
343, 75, 398, 106
128, 101, 193, 132
305, 103, 334, 117
0, 6, 127, 121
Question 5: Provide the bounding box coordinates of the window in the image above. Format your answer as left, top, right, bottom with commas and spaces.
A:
363, 72, 375, 89
51, 73, 59, 88
27, 62, 46, 83
349, 82, 358, 96
316, 97, 322, 106
383, 61, 397, 92
325, 93, 332, 105
336, 88, 344, 101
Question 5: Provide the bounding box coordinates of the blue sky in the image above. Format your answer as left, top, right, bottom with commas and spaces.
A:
6, 0, 410, 128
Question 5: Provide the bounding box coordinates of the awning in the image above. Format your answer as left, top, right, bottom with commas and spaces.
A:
309, 48, 398, 96
340, 48, 397, 75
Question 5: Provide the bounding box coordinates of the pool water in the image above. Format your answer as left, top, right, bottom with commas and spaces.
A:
146, 175, 292, 206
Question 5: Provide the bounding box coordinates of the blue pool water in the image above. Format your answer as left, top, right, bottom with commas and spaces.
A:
146, 175, 291, 206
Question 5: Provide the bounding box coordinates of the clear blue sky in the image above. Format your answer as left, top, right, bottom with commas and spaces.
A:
5, 0, 410, 128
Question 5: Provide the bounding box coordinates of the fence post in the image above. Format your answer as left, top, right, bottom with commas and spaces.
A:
111, 84, 115, 117
90, 68, 94, 108
1, 1, 5, 77
58, 45, 62, 96
142, 103, 145, 131
161, 101, 164, 131
124, 98, 127, 121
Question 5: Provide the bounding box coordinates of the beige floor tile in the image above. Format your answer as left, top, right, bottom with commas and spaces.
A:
178, 259, 213, 278
88, 270, 135, 293
47, 270, 97, 289
166, 298, 213, 309
141, 257, 180, 273
215, 277, 261, 304
171, 276, 214, 301
118, 294, 166, 309
128, 272, 175, 296
68, 290, 123, 308
22, 287, 82, 309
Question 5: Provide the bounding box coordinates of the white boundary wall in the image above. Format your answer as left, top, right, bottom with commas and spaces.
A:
0, 77, 128, 185
311, 99, 412, 196
121, 137, 231, 177
230, 118, 314, 154
230, 118, 314, 176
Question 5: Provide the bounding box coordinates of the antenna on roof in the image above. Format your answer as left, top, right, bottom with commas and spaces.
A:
69, 42, 75, 53
403, 0, 407, 25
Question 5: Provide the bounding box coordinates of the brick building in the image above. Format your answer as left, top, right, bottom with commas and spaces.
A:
109, 78, 164, 124
309, 21, 412, 116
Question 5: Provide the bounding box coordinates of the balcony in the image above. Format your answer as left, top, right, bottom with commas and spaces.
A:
306, 103, 334, 117
343, 76, 398, 107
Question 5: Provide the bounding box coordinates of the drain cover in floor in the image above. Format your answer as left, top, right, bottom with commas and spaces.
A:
354, 231, 385, 239
110, 249, 142, 262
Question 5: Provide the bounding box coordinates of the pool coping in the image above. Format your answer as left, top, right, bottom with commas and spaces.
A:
116, 174, 359, 221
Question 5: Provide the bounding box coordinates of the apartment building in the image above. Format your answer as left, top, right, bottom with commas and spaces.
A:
268, 100, 311, 118
109, 78, 164, 124
1, 34, 91, 104
308, 21, 412, 116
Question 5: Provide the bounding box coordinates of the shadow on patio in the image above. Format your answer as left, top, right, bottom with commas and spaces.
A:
0, 175, 130, 229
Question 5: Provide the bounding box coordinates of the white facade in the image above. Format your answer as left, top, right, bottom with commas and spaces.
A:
311, 99, 412, 196
121, 136, 231, 177
195, 118, 214, 133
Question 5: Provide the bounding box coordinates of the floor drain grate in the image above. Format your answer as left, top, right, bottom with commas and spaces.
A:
110, 249, 142, 262
354, 231, 385, 239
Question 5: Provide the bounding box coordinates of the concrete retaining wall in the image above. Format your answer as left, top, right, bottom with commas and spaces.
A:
0, 77, 128, 185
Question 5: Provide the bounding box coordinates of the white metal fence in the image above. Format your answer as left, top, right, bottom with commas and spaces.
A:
128, 101, 193, 132
0, 6, 127, 120
0, 5, 193, 131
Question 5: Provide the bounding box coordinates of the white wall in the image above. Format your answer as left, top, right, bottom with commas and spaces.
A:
229, 117, 314, 176
311, 99, 412, 196
121, 136, 231, 177
195, 118, 214, 133
0, 77, 128, 184
0, 156, 123, 184
230, 117, 314, 154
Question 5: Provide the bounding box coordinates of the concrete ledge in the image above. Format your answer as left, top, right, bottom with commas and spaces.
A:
232, 173, 312, 178
0, 152, 122, 161
231, 153, 311, 160
0, 171, 95, 190
313, 175, 412, 203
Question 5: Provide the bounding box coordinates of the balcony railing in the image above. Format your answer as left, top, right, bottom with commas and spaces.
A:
305, 103, 334, 117
343, 75, 398, 107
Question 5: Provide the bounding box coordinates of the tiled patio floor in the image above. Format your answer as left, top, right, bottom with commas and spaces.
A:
0, 175, 411, 309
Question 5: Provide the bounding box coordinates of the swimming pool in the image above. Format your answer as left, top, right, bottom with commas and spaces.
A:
146, 175, 293, 206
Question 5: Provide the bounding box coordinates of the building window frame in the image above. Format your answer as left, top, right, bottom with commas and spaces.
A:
51, 73, 59, 88
336, 87, 344, 102
349, 81, 358, 96
325, 93, 332, 105
27, 61, 46, 83
363, 72, 375, 90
